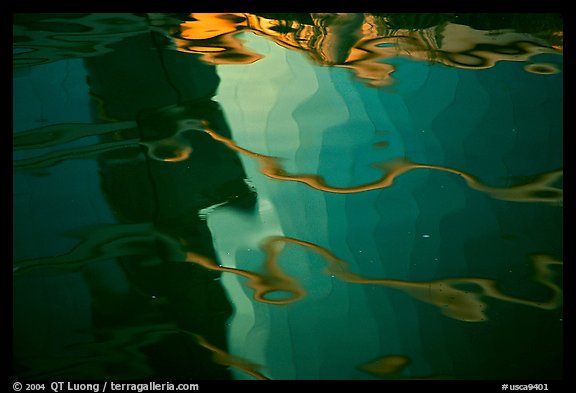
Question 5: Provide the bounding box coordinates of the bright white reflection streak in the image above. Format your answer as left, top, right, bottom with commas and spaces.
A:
209, 31, 409, 379
211, 32, 319, 379
210, 31, 394, 379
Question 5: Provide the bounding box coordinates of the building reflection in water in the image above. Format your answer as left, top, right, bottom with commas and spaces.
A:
13, 13, 563, 380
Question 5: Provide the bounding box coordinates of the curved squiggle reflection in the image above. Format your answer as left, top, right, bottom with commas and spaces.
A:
185, 236, 562, 322
186, 332, 270, 380
203, 124, 563, 205
13, 13, 151, 68
184, 248, 306, 305
141, 134, 194, 162
524, 62, 561, 75
344, 34, 559, 87
12, 122, 141, 170
13, 121, 201, 169
14, 121, 564, 205
17, 121, 563, 206
13, 224, 562, 322
14, 14, 562, 87
265, 237, 562, 322
13, 121, 137, 151
12, 223, 306, 305
171, 14, 562, 87
12, 223, 174, 275
13, 139, 139, 170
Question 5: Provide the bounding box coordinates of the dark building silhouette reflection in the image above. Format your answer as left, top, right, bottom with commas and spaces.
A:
83, 29, 256, 379
13, 13, 563, 380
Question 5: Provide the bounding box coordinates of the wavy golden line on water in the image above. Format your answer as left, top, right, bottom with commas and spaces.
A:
13, 121, 563, 204
184, 235, 562, 322
184, 246, 306, 305
185, 332, 270, 380
202, 124, 563, 204
171, 14, 562, 87
12, 223, 306, 305
358, 355, 411, 377
14, 13, 562, 77
268, 237, 563, 322
14, 224, 562, 322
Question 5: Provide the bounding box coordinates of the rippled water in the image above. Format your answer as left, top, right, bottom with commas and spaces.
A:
13, 13, 563, 380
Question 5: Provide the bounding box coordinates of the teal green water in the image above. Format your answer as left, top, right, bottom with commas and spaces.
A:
13, 13, 563, 380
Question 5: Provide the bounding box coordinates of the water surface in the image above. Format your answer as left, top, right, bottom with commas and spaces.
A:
13, 13, 563, 380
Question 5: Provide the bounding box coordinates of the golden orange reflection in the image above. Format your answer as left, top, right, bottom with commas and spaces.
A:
141, 135, 194, 162
186, 332, 270, 380
171, 13, 562, 87
202, 123, 563, 205
13, 120, 563, 206
358, 354, 455, 379
184, 235, 562, 323
184, 246, 306, 305
173, 13, 263, 65
359, 355, 411, 376
12, 221, 562, 323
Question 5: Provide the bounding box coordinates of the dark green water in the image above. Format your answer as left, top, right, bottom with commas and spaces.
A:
13, 13, 563, 381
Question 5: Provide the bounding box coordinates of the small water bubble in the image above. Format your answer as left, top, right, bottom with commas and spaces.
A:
422, 234, 431, 238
